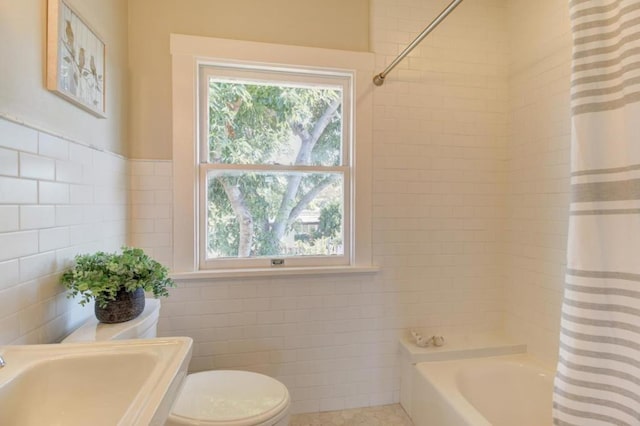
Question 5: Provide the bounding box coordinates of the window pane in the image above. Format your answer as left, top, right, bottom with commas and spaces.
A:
207, 79, 343, 167
206, 171, 344, 259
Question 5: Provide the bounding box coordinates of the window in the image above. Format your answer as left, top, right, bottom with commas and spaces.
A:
199, 66, 352, 269
171, 35, 374, 275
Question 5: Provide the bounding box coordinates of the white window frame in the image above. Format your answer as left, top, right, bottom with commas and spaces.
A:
198, 65, 352, 269
171, 34, 374, 276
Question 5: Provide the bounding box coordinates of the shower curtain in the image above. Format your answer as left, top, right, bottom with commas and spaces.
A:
554, 1, 640, 425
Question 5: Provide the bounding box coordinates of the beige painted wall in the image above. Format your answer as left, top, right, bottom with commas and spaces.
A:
128, 0, 370, 159
0, 0, 129, 155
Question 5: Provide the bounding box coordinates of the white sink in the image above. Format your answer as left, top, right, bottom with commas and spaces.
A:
0, 337, 192, 426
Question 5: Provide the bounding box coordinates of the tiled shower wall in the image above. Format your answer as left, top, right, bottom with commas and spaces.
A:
369, 0, 508, 333
0, 117, 128, 345
505, 0, 572, 366
132, 0, 510, 414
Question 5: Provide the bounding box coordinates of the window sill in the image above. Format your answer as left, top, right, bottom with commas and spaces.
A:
170, 265, 380, 280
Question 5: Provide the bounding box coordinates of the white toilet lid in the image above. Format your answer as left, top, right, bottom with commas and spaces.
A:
170, 370, 290, 425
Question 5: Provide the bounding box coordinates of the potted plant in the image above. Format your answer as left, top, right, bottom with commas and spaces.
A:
61, 247, 175, 323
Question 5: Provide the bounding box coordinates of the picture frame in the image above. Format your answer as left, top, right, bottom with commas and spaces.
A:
46, 0, 106, 118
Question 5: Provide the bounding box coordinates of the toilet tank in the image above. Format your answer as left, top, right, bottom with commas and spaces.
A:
62, 299, 161, 343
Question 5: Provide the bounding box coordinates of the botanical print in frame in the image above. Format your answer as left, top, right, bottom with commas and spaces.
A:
47, 0, 106, 117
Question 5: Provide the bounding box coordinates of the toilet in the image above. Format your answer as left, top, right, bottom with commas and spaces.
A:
62, 299, 291, 426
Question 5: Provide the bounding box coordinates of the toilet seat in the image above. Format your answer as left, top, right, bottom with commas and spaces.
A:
168, 370, 290, 426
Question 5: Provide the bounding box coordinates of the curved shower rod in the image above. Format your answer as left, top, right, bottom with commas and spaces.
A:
373, 0, 465, 86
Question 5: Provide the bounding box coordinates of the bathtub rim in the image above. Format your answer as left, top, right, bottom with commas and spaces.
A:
399, 332, 527, 364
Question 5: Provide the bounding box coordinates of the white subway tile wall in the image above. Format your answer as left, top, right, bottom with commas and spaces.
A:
505, 0, 572, 366
369, 0, 508, 340
129, 160, 173, 267
0, 117, 128, 345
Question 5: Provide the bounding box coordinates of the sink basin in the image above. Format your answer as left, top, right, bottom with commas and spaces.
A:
0, 337, 192, 426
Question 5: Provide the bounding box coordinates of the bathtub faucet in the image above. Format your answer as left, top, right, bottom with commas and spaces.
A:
432, 335, 445, 347
411, 330, 445, 347
0, 355, 5, 368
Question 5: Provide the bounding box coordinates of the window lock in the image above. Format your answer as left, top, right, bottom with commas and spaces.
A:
271, 259, 285, 267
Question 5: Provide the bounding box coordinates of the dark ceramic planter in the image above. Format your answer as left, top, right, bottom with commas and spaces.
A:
95, 287, 145, 324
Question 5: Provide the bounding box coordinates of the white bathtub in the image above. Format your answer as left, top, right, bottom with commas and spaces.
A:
409, 354, 554, 426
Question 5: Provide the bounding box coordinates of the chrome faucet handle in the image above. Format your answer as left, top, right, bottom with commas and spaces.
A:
0, 355, 5, 368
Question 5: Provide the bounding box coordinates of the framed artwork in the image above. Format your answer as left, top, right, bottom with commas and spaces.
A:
47, 0, 106, 118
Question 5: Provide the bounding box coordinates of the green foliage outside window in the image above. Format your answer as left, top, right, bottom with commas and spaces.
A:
206, 80, 345, 259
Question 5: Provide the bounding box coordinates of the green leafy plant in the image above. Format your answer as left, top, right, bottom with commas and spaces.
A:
61, 247, 175, 308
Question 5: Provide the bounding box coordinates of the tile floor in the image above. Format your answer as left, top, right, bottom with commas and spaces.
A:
289, 404, 413, 425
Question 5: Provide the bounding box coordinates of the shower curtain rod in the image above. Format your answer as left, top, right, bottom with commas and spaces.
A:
373, 0, 465, 86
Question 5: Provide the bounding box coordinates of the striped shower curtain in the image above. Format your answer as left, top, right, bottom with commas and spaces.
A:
554, 1, 640, 425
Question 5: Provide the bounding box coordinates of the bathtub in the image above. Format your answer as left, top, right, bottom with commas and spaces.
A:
409, 354, 554, 426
